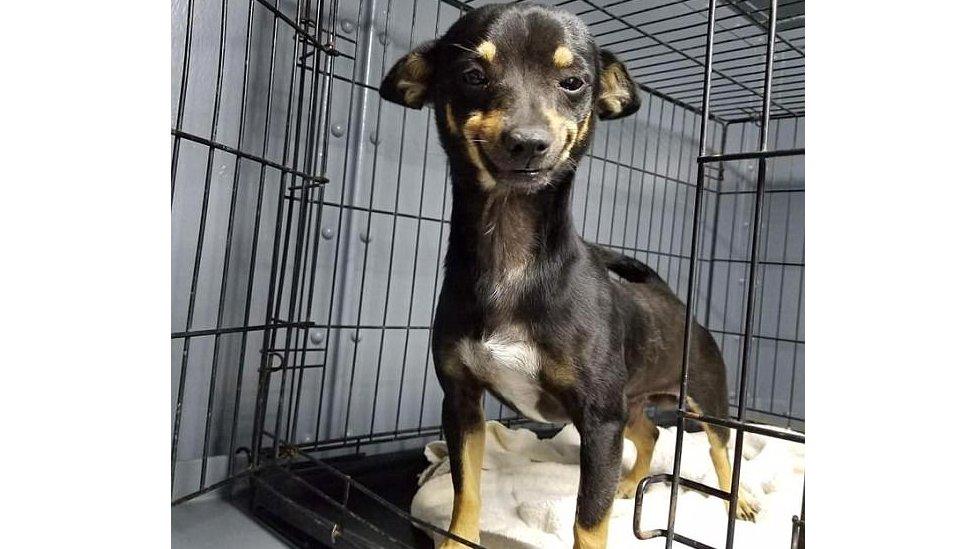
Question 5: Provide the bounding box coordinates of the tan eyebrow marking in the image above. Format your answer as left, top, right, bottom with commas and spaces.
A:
476, 41, 497, 62
553, 46, 573, 68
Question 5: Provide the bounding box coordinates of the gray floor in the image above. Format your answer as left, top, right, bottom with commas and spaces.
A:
172, 496, 288, 548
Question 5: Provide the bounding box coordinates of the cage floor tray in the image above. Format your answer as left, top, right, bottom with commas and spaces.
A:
250, 450, 435, 548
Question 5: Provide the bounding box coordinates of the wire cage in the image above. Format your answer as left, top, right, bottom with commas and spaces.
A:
171, 0, 804, 547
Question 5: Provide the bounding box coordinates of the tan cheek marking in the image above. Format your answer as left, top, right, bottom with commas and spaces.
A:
479, 109, 505, 142
564, 112, 591, 160
476, 41, 496, 63
445, 103, 459, 136
462, 111, 496, 191
577, 112, 592, 143
553, 46, 573, 68
542, 107, 572, 162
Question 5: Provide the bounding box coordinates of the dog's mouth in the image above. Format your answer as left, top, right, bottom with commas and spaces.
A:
479, 146, 555, 181
497, 167, 553, 189
509, 168, 548, 177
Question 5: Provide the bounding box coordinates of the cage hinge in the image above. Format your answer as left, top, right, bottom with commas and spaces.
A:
791, 515, 805, 549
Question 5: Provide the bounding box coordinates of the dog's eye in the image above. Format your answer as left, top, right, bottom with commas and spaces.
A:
462, 68, 487, 87
559, 76, 584, 92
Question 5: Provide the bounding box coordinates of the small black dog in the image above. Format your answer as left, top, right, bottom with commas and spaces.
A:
381, 4, 756, 548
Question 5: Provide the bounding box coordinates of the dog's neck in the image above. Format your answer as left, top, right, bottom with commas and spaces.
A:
446, 169, 581, 308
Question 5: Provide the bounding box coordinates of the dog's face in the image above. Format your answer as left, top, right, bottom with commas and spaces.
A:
380, 3, 640, 193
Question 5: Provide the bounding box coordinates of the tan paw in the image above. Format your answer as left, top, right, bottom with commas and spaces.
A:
615, 478, 639, 499
732, 491, 760, 521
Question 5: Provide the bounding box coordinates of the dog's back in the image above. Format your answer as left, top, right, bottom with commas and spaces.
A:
587, 244, 730, 421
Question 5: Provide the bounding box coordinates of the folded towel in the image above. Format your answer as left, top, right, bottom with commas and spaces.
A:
411, 421, 804, 548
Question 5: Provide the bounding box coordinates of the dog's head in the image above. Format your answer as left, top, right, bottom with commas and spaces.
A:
380, 3, 640, 193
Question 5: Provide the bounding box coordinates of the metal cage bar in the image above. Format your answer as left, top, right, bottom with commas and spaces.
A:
632, 0, 805, 547
172, 2, 804, 548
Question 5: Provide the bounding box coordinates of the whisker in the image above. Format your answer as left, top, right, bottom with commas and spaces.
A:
450, 42, 478, 55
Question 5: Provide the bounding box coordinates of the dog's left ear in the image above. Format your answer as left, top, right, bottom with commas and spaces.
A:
596, 49, 640, 120
380, 40, 436, 109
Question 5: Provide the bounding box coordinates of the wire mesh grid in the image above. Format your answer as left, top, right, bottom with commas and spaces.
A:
171, 0, 804, 546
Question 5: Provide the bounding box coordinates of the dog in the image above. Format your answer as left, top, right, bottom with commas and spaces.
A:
380, 4, 757, 548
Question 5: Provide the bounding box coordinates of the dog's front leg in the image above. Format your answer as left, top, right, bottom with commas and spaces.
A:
440, 378, 485, 548
573, 408, 625, 549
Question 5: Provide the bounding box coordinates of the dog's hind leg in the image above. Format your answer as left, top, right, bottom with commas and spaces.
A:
702, 420, 760, 522
616, 407, 659, 499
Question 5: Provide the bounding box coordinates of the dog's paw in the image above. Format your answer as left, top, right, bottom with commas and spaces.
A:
615, 479, 639, 499
732, 491, 760, 522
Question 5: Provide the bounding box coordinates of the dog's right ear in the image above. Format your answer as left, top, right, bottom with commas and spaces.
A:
380, 40, 437, 109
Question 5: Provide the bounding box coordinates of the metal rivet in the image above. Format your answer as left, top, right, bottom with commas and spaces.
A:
331, 124, 345, 137
359, 232, 372, 244
321, 228, 334, 240
340, 19, 354, 34
369, 130, 380, 145
310, 330, 324, 345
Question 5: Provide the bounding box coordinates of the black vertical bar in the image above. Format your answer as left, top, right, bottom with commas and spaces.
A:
228, 0, 270, 477
415, 5, 465, 426
269, 0, 318, 462
416, 166, 455, 430
304, 0, 341, 444
725, 0, 778, 547
748, 120, 781, 412
664, 107, 689, 285
200, 0, 254, 490
653, 103, 678, 273
628, 94, 657, 255
171, 0, 231, 493
391, 0, 446, 435
590, 121, 615, 241
786, 241, 804, 426
767, 119, 801, 417
600, 113, 633, 247
343, 0, 396, 440
248, 0, 287, 472
640, 99, 668, 266
253, 0, 315, 468
172, 0, 196, 204
312, 0, 371, 446
665, 0, 718, 545
284, 0, 335, 446
703, 122, 728, 329
367, 0, 422, 438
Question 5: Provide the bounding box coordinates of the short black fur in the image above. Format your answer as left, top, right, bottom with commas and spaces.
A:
380, 3, 746, 545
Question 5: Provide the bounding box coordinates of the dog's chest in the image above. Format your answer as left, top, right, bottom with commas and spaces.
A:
457, 327, 557, 423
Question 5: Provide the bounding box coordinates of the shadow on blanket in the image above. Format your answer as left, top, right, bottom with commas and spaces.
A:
411, 421, 804, 549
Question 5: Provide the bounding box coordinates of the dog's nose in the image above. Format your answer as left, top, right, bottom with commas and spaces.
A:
501, 127, 552, 164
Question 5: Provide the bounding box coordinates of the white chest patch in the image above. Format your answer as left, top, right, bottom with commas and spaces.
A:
457, 327, 548, 422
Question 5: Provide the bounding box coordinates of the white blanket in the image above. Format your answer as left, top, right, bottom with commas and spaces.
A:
411, 421, 804, 548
